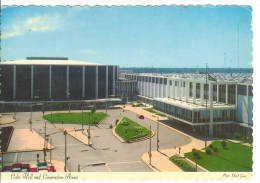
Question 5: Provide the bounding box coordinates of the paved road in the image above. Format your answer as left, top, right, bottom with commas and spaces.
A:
2, 108, 191, 172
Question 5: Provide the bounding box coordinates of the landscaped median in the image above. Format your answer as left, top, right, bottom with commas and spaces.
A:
143, 107, 166, 117
184, 140, 253, 172
113, 117, 154, 143
43, 112, 107, 125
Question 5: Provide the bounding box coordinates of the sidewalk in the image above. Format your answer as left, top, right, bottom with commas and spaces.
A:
7, 129, 54, 153
0, 116, 16, 125
120, 105, 209, 172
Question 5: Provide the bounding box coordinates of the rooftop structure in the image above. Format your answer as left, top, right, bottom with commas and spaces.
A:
1, 57, 102, 66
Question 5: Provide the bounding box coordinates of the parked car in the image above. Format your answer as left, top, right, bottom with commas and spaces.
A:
2, 166, 12, 172
48, 166, 56, 172
12, 163, 22, 172
21, 164, 30, 172
37, 161, 47, 167
139, 115, 144, 119
29, 168, 38, 172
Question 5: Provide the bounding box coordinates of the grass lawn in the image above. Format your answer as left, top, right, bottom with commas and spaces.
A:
143, 107, 166, 117
115, 117, 151, 141
185, 141, 252, 172
44, 112, 107, 125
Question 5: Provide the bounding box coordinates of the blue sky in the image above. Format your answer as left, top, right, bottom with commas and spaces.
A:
1, 6, 252, 68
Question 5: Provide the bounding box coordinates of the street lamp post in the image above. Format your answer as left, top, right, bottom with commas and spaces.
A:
64, 130, 67, 172
149, 125, 152, 165
81, 104, 84, 133
157, 116, 159, 151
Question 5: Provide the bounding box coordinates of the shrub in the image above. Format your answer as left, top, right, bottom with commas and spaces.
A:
248, 136, 253, 144
206, 148, 212, 155
233, 132, 241, 140
192, 149, 201, 159
221, 140, 227, 149
213, 147, 218, 152
209, 144, 213, 149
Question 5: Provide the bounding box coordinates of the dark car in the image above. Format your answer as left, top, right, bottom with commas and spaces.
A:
37, 161, 47, 167
12, 163, 22, 172
139, 115, 144, 119
2, 166, 12, 172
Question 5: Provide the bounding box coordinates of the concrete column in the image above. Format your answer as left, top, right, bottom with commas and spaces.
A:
31, 65, 34, 99
96, 66, 98, 99
247, 85, 249, 123
226, 84, 228, 104
209, 82, 214, 137
193, 82, 196, 104
235, 84, 238, 105
13, 65, 16, 99
200, 82, 204, 105
192, 111, 194, 123
49, 65, 52, 99
173, 80, 175, 99
186, 81, 189, 102
106, 65, 108, 98
113, 66, 115, 96
217, 84, 219, 103
157, 80, 159, 98
179, 81, 182, 100
66, 65, 70, 99
82, 66, 85, 98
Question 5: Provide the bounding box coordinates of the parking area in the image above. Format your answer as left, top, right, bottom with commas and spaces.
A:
1, 107, 191, 172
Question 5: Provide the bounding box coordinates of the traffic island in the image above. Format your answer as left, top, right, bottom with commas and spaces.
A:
7, 129, 54, 153
113, 117, 154, 143
43, 112, 107, 125
60, 128, 92, 145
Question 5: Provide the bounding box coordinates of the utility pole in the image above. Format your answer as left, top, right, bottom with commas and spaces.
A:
88, 114, 91, 146
81, 104, 84, 133
64, 130, 67, 172
78, 164, 80, 172
30, 103, 32, 131
156, 116, 159, 151
43, 111, 46, 161
205, 63, 208, 148
149, 125, 152, 165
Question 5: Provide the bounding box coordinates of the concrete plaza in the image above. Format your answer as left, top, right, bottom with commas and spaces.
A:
2, 106, 194, 172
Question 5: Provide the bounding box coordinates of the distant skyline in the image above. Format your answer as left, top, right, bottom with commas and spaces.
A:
1, 6, 252, 68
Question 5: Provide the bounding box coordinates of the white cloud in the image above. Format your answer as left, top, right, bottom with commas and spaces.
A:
2, 14, 61, 39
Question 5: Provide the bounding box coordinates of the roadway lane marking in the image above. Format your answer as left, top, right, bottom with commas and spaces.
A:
107, 160, 142, 165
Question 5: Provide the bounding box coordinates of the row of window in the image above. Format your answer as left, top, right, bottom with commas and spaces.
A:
153, 100, 237, 123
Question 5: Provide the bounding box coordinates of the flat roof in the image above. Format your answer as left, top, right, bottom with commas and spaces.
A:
154, 97, 236, 111
0, 59, 104, 66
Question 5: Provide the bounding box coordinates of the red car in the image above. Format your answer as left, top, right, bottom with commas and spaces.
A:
48, 166, 56, 172
29, 168, 38, 172
12, 163, 22, 172
2, 166, 12, 172
139, 115, 144, 119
